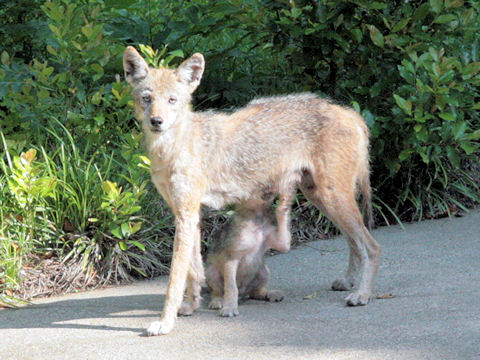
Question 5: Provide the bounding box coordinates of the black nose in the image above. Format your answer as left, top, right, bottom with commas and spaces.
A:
150, 117, 163, 127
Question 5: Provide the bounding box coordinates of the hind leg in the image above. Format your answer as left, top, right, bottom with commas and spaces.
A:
331, 241, 359, 291
272, 180, 297, 253
300, 175, 380, 306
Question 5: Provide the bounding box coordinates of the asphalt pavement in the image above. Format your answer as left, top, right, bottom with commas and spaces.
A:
1, 210, 479, 360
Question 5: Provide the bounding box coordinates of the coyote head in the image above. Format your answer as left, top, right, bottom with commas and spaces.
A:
123, 46, 204, 134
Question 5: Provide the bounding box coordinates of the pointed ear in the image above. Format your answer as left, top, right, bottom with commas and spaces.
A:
175, 53, 205, 93
123, 46, 149, 85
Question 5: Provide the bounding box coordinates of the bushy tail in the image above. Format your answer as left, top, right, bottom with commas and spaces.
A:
359, 168, 374, 231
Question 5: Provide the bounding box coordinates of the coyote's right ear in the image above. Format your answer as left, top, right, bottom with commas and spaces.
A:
123, 46, 149, 85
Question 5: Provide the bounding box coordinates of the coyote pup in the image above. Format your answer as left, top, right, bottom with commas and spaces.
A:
206, 198, 294, 317
123, 46, 380, 336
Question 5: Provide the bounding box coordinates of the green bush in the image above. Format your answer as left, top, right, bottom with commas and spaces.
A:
0, 0, 479, 302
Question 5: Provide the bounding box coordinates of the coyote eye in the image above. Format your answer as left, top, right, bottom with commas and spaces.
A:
168, 96, 177, 104
142, 95, 151, 104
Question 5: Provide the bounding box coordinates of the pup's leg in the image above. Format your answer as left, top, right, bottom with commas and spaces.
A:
220, 258, 240, 317
248, 264, 284, 302
205, 265, 224, 310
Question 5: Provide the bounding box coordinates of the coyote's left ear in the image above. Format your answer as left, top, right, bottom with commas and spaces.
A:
175, 53, 205, 93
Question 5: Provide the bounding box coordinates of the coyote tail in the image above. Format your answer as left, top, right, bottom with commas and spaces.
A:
359, 166, 374, 231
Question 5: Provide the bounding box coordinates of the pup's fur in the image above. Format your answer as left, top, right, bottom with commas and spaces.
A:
123, 47, 381, 336
206, 197, 294, 317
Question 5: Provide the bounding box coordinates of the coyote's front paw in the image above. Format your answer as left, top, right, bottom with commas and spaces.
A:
146, 319, 174, 336
345, 291, 370, 306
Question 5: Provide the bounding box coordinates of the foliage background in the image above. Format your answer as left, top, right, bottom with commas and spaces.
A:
0, 0, 479, 304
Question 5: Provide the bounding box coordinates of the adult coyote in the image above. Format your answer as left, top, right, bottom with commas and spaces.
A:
123, 46, 381, 336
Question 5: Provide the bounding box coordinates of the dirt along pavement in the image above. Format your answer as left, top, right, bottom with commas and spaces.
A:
1, 210, 479, 360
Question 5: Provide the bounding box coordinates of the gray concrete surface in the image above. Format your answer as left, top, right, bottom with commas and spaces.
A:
1, 210, 479, 360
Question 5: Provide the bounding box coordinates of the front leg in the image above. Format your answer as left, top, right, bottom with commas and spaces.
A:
220, 258, 240, 317
146, 209, 201, 336
179, 229, 205, 316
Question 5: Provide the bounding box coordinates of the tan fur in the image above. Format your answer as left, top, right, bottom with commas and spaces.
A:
123, 46, 381, 336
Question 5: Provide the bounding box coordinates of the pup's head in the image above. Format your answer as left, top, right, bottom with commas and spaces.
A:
123, 46, 204, 134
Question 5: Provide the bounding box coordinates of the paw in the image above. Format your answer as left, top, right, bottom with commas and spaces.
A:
146, 320, 174, 336
266, 290, 284, 302
331, 278, 354, 291
345, 291, 370, 306
178, 301, 198, 316
208, 297, 223, 310
219, 306, 239, 317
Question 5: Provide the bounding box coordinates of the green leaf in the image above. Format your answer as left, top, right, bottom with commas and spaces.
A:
462, 62, 480, 79
438, 70, 455, 84
334, 14, 344, 29
445, 0, 463, 8
366, 2, 388, 10
128, 240, 145, 252
435, 14, 457, 24
81, 25, 93, 38
453, 122, 467, 140
168, 49, 184, 58
446, 146, 460, 167
438, 112, 455, 121
119, 241, 127, 251
111, 226, 122, 239
369, 25, 384, 48
413, 3, 430, 21
351, 28, 362, 43
393, 94, 412, 115
460, 141, 477, 155
1, 51, 10, 65
43, 67, 54, 77
430, 0, 443, 14
48, 24, 61, 37
102, 180, 118, 196
417, 147, 430, 164
130, 221, 142, 235
121, 222, 130, 237
46, 45, 57, 56
38, 89, 50, 100
399, 149, 413, 161
461, 8, 474, 25
392, 18, 410, 33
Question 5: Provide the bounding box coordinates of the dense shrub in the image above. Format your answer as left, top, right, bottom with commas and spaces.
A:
0, 0, 478, 303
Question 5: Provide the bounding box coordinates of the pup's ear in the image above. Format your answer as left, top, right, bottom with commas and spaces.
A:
175, 53, 205, 93
123, 46, 149, 85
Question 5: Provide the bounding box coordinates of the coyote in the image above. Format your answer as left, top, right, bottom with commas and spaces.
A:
123, 46, 381, 336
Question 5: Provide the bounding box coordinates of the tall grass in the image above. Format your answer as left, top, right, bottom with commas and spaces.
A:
0, 123, 175, 301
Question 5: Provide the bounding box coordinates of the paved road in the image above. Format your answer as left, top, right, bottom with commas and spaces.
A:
1, 210, 479, 360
